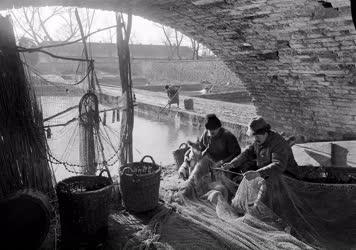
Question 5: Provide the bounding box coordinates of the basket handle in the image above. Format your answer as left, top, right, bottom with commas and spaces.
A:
99, 169, 113, 183
57, 182, 71, 194
179, 142, 188, 149
122, 167, 134, 175
122, 167, 140, 183
140, 155, 156, 165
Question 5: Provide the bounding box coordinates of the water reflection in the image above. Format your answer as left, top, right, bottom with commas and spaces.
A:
133, 115, 201, 165
41, 96, 201, 181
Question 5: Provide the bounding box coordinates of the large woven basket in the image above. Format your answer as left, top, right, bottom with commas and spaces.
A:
56, 170, 113, 246
172, 142, 189, 170
0, 189, 51, 250
120, 155, 161, 213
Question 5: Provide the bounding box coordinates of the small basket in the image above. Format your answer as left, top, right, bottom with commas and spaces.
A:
56, 169, 113, 245
184, 98, 194, 110
120, 155, 161, 213
173, 142, 189, 170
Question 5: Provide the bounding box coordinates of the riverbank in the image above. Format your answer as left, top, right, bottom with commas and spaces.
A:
100, 86, 356, 167
101, 86, 257, 147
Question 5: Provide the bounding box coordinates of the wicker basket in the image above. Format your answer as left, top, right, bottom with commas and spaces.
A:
184, 98, 194, 110
56, 170, 113, 246
173, 142, 189, 170
0, 189, 51, 250
120, 155, 161, 213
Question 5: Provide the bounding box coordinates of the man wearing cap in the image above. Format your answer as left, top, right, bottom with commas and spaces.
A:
179, 114, 241, 180
198, 114, 241, 167
179, 114, 241, 197
223, 116, 298, 181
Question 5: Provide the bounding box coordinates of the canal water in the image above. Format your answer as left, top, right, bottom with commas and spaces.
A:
41, 96, 201, 181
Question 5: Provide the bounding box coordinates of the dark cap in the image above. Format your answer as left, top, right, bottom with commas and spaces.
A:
205, 114, 222, 130
247, 117, 271, 136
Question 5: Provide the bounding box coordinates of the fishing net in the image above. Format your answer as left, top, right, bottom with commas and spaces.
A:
0, 16, 55, 199
125, 155, 356, 249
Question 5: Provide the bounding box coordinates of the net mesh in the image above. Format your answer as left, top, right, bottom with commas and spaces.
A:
125, 155, 356, 249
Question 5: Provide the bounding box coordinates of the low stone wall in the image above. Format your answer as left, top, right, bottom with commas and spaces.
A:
135, 102, 253, 148
195, 91, 252, 104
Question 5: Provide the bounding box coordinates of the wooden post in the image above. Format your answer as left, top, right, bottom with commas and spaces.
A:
116, 12, 134, 166
75, 10, 98, 175
352, 0, 356, 30
75, 9, 94, 91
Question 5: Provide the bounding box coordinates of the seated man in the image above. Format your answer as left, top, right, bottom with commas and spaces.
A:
223, 116, 298, 181
178, 114, 241, 188
221, 117, 299, 217
199, 114, 241, 167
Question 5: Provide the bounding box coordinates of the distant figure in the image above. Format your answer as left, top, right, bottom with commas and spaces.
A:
132, 92, 136, 103
165, 85, 180, 109
46, 127, 52, 139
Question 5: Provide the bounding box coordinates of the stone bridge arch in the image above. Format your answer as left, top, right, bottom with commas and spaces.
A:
1, 0, 355, 141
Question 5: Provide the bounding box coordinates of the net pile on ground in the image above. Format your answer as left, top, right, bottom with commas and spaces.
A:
124, 156, 356, 250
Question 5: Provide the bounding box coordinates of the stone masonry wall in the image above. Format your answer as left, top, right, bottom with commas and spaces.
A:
35, 57, 245, 92
131, 59, 245, 92
1, 0, 355, 142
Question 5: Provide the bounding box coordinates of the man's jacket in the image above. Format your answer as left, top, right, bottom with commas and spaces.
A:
230, 131, 298, 177
199, 127, 241, 163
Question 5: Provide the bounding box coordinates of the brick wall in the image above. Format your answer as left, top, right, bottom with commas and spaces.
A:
1, 0, 355, 141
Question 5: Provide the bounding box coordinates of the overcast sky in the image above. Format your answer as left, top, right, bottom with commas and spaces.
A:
0, 7, 192, 46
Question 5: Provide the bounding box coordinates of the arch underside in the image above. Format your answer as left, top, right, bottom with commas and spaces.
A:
1, 0, 355, 141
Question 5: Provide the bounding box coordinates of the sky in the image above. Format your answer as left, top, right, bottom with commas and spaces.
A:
0, 7, 192, 46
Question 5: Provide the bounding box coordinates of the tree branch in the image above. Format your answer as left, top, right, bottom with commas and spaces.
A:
22, 7, 41, 44
37, 8, 54, 42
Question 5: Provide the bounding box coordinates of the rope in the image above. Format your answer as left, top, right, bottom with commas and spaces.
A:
17, 46, 94, 62
43, 105, 79, 122
43, 118, 77, 128
211, 168, 243, 176
22, 59, 92, 86
16, 25, 117, 51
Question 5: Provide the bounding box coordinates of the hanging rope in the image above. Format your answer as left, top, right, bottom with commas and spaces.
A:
17, 46, 94, 62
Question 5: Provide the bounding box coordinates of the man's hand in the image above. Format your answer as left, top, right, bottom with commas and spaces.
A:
243, 170, 261, 181
222, 162, 234, 170
215, 160, 224, 168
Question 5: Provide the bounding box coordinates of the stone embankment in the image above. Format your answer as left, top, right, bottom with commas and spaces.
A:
101, 86, 257, 146
101, 86, 356, 167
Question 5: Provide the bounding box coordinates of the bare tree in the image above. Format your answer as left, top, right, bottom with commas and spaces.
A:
57, 8, 80, 42
161, 26, 175, 59
190, 38, 200, 60
160, 25, 185, 59
10, 7, 95, 45
174, 30, 184, 59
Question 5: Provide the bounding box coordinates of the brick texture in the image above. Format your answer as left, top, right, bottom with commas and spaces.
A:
1, 0, 355, 141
